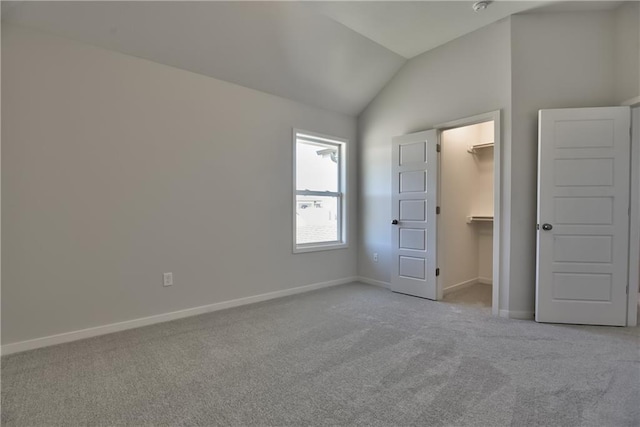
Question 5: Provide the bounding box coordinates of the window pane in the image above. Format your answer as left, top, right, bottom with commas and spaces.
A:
296, 140, 338, 192
296, 195, 339, 244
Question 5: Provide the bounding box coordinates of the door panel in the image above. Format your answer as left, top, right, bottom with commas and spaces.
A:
554, 197, 612, 224
400, 200, 426, 221
400, 228, 426, 250
554, 158, 613, 186
399, 256, 426, 279
400, 171, 426, 192
552, 273, 611, 301
552, 235, 612, 263
536, 107, 630, 325
400, 142, 426, 164
554, 119, 614, 148
391, 129, 438, 299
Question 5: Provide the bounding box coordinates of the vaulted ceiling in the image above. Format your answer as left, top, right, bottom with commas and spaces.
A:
305, 1, 546, 59
3, 1, 618, 116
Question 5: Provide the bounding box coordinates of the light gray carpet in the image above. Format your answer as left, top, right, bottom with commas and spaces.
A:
2, 282, 639, 426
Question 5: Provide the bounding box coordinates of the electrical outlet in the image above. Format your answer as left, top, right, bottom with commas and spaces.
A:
373, 253, 378, 263
163, 272, 173, 287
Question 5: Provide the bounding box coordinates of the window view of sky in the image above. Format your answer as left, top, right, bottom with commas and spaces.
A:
296, 141, 338, 191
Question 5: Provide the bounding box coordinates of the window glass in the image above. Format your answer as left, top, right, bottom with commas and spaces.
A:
295, 195, 339, 244
296, 141, 339, 192
294, 131, 346, 251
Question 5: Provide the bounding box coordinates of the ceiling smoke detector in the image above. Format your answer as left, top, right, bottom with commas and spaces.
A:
472, 1, 491, 12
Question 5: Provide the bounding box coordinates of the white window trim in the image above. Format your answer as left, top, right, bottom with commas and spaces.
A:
293, 128, 348, 253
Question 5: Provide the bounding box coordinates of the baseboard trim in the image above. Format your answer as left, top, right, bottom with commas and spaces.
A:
357, 276, 391, 289
499, 309, 535, 320
478, 277, 493, 285
1, 277, 357, 356
443, 278, 479, 295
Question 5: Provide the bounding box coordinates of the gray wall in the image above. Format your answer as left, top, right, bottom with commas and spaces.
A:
2, 25, 358, 344
509, 10, 617, 314
358, 8, 627, 316
357, 18, 512, 310
614, 1, 640, 104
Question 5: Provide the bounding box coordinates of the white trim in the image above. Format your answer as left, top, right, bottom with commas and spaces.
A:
628, 106, 639, 327
622, 96, 640, 107
478, 277, 493, 285
443, 278, 479, 295
357, 276, 391, 289
434, 110, 502, 316
292, 128, 348, 254
295, 129, 348, 145
1, 277, 357, 356
499, 310, 535, 320
294, 242, 348, 253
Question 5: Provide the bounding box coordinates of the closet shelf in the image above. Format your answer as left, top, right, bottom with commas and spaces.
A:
467, 142, 494, 154
466, 215, 494, 224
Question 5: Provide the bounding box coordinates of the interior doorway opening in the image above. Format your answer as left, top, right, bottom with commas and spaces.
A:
389, 111, 501, 314
435, 111, 501, 315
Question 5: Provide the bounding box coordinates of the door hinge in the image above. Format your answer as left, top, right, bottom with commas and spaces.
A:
436, 143, 441, 153
436, 268, 440, 277
436, 206, 441, 215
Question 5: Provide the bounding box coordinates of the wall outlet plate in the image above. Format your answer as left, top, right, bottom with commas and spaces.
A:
163, 272, 173, 287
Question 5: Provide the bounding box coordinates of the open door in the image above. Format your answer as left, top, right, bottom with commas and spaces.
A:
391, 130, 438, 300
536, 107, 631, 326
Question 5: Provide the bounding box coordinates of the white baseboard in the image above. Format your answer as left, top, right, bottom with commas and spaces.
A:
499, 309, 535, 320
443, 278, 479, 295
1, 277, 357, 356
357, 276, 391, 289
478, 277, 493, 285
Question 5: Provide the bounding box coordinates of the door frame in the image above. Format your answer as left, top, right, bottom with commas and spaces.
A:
435, 110, 502, 316
628, 105, 640, 327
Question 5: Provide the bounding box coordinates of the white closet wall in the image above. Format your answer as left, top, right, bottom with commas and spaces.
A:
472, 121, 495, 215
474, 121, 494, 284
441, 122, 494, 291
441, 125, 480, 290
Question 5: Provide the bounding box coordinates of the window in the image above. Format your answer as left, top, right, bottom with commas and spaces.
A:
293, 129, 347, 253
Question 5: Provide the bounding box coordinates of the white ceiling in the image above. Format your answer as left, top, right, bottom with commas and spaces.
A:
2, 1, 407, 116
305, 1, 547, 59
306, 1, 627, 59
1, 1, 623, 116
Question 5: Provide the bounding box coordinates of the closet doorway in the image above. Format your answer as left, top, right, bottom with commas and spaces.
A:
436, 111, 501, 315
389, 111, 501, 315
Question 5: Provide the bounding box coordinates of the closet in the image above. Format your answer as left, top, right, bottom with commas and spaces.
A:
440, 121, 494, 306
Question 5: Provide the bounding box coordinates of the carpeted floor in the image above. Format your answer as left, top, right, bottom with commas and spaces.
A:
2, 282, 639, 426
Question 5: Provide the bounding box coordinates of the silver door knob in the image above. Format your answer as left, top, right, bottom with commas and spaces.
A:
542, 223, 553, 231
392, 219, 398, 225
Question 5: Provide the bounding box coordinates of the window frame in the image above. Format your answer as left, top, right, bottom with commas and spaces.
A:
292, 128, 348, 253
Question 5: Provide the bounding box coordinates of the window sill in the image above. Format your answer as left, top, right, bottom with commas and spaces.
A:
294, 242, 348, 254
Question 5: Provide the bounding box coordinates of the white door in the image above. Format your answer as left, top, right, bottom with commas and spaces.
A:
391, 130, 438, 299
536, 107, 631, 326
